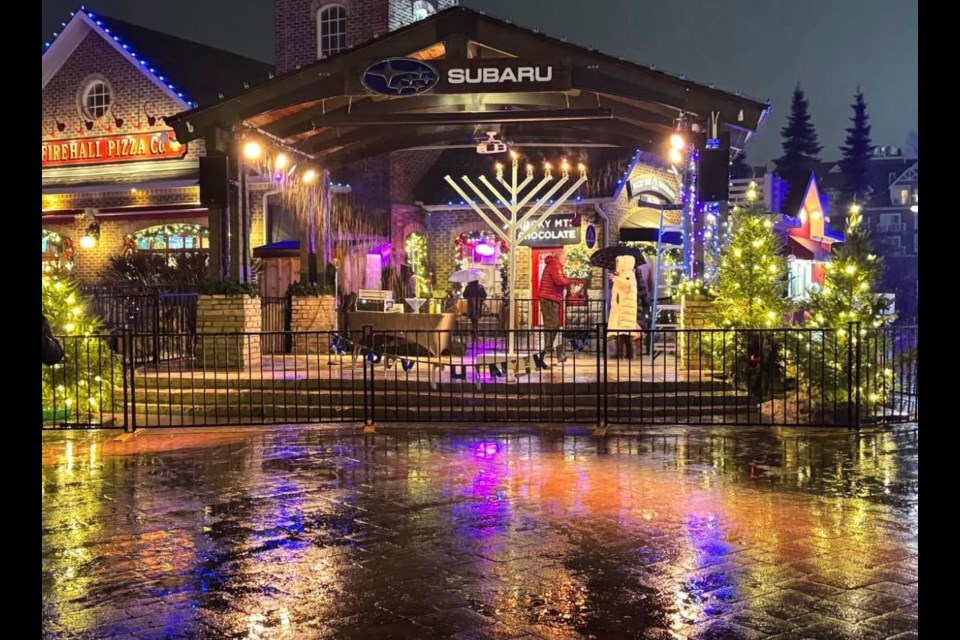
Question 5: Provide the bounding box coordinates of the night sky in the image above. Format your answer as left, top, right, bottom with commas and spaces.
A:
41, 0, 917, 163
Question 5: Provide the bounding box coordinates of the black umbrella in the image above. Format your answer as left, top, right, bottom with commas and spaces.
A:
589, 246, 646, 271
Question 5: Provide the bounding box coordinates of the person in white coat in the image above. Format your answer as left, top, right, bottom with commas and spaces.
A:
607, 255, 641, 358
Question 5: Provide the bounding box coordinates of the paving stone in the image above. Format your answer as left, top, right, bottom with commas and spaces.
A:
41, 426, 919, 639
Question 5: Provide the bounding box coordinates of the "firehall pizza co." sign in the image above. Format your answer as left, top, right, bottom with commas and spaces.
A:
41, 132, 187, 168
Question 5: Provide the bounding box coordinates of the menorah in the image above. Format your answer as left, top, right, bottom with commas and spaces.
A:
445, 152, 587, 356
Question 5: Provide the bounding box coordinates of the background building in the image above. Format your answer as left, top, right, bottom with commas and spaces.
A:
41, 9, 271, 281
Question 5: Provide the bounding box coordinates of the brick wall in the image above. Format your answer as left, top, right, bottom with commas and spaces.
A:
275, 0, 459, 74
196, 296, 262, 370
425, 205, 604, 298
41, 187, 204, 282
42, 30, 199, 161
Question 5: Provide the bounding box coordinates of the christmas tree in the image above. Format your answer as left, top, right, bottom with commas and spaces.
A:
774, 86, 822, 215
712, 185, 791, 328
838, 89, 875, 209
803, 206, 892, 409
807, 206, 890, 329
42, 271, 119, 423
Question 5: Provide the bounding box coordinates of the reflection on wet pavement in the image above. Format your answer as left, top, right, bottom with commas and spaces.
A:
42, 426, 918, 639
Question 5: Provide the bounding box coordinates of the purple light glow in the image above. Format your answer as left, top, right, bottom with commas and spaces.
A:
474, 442, 498, 459
475, 243, 496, 257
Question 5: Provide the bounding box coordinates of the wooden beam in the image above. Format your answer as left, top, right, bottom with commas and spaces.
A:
305, 108, 613, 127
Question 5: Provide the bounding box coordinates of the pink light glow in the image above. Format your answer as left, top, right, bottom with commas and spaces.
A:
475, 243, 496, 257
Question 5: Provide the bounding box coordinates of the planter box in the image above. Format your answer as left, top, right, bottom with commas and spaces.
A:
290, 295, 337, 354
196, 295, 262, 370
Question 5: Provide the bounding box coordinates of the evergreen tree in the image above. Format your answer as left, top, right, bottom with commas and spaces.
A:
712, 186, 791, 328
774, 86, 822, 215
838, 89, 875, 207
807, 207, 890, 329
42, 271, 119, 423
803, 207, 892, 408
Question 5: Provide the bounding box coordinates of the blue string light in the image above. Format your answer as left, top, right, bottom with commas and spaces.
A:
44, 8, 196, 108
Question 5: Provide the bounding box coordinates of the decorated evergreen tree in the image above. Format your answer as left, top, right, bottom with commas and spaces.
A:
838, 89, 875, 208
774, 86, 822, 215
807, 206, 890, 329
42, 271, 119, 423
802, 207, 892, 411
712, 186, 791, 328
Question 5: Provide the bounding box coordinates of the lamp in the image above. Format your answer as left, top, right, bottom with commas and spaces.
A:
80, 222, 100, 249
78, 209, 100, 250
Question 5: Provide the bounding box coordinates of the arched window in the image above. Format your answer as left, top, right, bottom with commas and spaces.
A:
128, 224, 209, 264
317, 4, 347, 58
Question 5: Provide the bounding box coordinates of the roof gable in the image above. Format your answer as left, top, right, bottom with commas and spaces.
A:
43, 9, 190, 109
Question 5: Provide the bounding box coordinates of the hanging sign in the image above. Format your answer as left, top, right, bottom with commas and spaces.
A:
356, 58, 571, 96
520, 214, 582, 247
42, 132, 187, 168
585, 224, 597, 249
627, 175, 678, 203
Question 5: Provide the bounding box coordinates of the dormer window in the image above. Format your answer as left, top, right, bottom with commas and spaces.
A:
412, 1, 436, 20
317, 4, 347, 58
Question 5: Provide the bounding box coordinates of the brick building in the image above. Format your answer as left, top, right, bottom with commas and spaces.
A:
166, 3, 766, 322
41, 9, 271, 282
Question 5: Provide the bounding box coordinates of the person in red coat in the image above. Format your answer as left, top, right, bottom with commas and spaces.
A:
537, 253, 571, 362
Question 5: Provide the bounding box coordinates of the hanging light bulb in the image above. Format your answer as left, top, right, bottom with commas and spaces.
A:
302, 168, 318, 184
670, 133, 685, 150
274, 153, 288, 170
668, 147, 683, 165
243, 141, 262, 160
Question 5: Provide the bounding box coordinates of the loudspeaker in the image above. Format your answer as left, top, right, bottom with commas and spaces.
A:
199, 156, 229, 206
697, 149, 729, 202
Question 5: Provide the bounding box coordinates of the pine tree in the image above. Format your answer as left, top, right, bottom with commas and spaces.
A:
838, 89, 875, 207
774, 86, 822, 215
803, 208, 892, 408
807, 207, 890, 329
712, 186, 791, 328
42, 272, 119, 423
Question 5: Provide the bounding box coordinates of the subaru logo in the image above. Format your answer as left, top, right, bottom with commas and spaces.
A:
361, 58, 439, 96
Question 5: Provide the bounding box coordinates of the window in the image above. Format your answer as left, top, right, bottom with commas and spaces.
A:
130, 225, 209, 265
412, 0, 437, 20
317, 4, 347, 58
878, 213, 902, 233
80, 78, 112, 119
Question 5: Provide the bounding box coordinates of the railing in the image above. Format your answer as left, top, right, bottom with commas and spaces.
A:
876, 223, 907, 233
42, 324, 918, 431
83, 287, 198, 363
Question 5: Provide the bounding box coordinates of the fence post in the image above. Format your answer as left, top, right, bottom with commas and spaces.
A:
854, 321, 862, 429
152, 289, 161, 365
126, 326, 138, 432
362, 324, 375, 431
120, 325, 131, 432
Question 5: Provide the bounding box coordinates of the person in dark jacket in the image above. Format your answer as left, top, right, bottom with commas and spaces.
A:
42, 314, 64, 366
537, 253, 571, 362
463, 279, 487, 340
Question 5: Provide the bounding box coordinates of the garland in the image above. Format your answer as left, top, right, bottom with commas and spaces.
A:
404, 232, 430, 297
42, 230, 74, 273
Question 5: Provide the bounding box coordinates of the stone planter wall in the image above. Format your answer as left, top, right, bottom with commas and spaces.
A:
196, 295, 262, 370
680, 295, 717, 371
290, 295, 337, 354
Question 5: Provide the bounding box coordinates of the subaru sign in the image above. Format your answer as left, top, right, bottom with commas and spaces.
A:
361, 58, 439, 96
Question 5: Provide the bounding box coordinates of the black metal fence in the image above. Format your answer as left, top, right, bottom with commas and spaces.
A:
42, 324, 918, 431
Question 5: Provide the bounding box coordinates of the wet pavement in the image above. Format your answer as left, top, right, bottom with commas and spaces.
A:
42, 425, 918, 639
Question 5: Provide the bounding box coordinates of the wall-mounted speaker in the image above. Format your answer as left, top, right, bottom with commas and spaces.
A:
199, 156, 229, 206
